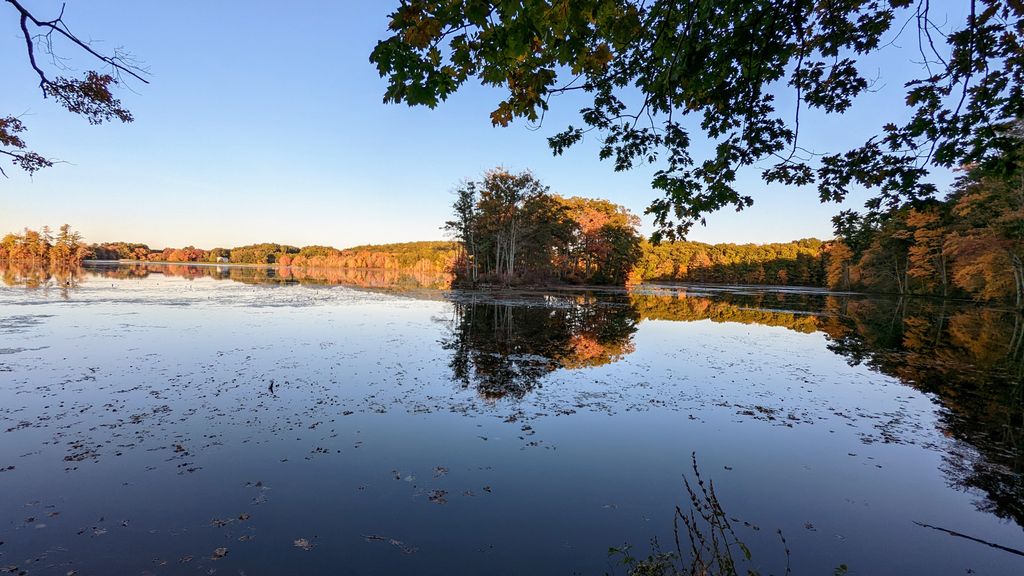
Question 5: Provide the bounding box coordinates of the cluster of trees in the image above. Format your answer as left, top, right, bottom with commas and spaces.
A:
826, 159, 1024, 307
227, 244, 296, 264
90, 242, 152, 261
632, 238, 826, 286
0, 225, 88, 266
445, 172, 827, 287
446, 168, 643, 285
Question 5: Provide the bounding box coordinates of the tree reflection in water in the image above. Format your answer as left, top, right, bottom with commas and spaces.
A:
441, 294, 639, 399
443, 287, 1023, 527
2, 261, 82, 298
817, 297, 1024, 527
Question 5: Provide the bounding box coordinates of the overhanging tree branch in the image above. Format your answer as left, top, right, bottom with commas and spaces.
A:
371, 0, 1024, 240
2, 0, 147, 177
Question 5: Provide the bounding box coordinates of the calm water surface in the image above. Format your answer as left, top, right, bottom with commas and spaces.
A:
0, 263, 1022, 575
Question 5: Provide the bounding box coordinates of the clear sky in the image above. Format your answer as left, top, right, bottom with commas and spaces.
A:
0, 0, 966, 249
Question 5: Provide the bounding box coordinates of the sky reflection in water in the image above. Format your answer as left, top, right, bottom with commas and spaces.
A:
0, 263, 1021, 575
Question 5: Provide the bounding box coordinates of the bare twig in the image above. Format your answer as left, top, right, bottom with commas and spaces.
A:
6, 0, 150, 94
914, 521, 1024, 557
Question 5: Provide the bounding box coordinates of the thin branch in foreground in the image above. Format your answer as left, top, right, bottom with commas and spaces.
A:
913, 521, 1024, 558
6, 0, 149, 90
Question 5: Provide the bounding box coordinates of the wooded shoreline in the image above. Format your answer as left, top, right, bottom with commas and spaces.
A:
5, 152, 1024, 310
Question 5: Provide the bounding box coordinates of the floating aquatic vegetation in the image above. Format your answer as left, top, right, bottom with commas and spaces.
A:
363, 534, 418, 554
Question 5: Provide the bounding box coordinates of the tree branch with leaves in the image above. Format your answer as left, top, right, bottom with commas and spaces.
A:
371, 0, 1024, 240
1, 0, 147, 177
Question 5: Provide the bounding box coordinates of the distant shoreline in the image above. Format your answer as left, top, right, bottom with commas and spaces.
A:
85, 259, 299, 270
82, 259, 449, 273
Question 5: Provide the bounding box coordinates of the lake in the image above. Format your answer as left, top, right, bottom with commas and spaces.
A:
1, 262, 1022, 575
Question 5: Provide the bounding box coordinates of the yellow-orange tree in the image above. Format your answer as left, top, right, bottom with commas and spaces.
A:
829, 148, 1024, 304
946, 166, 1024, 306
0, 224, 86, 265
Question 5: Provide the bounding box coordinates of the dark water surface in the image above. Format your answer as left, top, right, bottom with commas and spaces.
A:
1, 263, 1022, 575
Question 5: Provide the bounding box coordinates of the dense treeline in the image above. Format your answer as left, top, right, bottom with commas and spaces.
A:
91, 241, 307, 264
631, 238, 826, 286
279, 241, 457, 272
89, 240, 458, 274
446, 168, 643, 285
444, 169, 833, 287
0, 225, 89, 266
826, 156, 1024, 307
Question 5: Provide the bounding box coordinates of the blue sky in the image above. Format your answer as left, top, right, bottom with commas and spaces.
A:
0, 1, 966, 249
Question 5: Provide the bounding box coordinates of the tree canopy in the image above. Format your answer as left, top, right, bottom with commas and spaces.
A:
371, 0, 1024, 240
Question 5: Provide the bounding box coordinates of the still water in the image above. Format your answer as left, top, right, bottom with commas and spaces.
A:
0, 262, 1022, 575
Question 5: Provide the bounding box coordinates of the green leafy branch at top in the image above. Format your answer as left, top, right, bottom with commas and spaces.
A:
371, 0, 1024, 240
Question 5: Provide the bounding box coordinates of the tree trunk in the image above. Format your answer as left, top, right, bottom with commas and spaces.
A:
893, 255, 904, 295
508, 217, 517, 278
1013, 253, 1024, 310
938, 252, 948, 298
